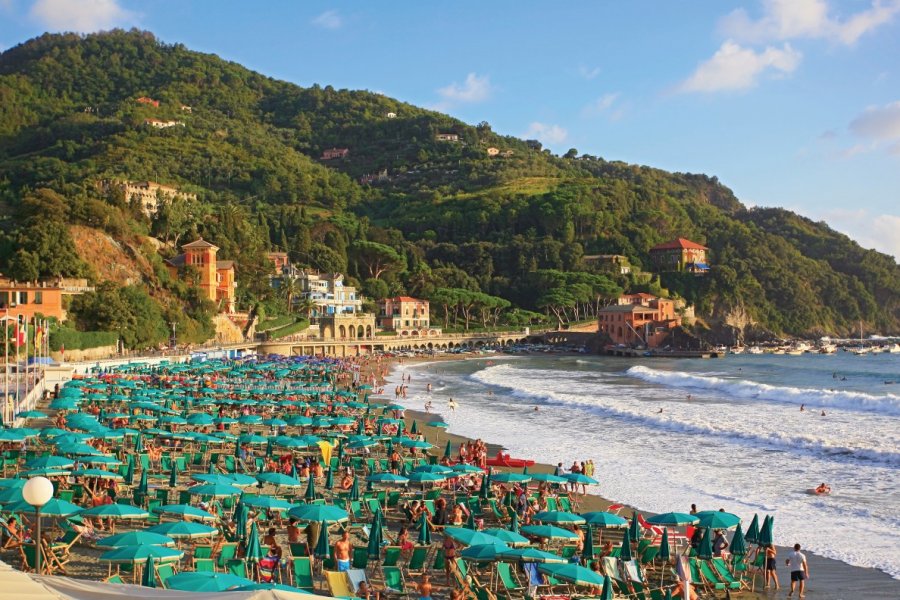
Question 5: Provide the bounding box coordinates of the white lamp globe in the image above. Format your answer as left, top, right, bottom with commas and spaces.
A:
22, 476, 54, 507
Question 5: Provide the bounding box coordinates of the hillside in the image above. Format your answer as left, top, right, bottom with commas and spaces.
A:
0, 30, 898, 341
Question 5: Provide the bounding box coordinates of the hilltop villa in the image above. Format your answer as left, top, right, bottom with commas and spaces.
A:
378, 296, 439, 336
164, 238, 236, 313
598, 293, 679, 348
648, 238, 709, 273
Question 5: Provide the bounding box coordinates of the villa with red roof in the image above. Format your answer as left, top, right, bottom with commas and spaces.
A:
379, 296, 438, 335
649, 238, 709, 273
164, 238, 236, 313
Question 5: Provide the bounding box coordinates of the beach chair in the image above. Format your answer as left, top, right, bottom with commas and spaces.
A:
1, 520, 26, 550
545, 497, 559, 511
406, 545, 429, 575
193, 558, 215, 572
382, 546, 402, 566
216, 542, 238, 569
431, 548, 446, 572
497, 562, 523, 594
710, 557, 744, 590
224, 456, 236, 473
467, 497, 484, 517
19, 544, 48, 575
488, 499, 508, 523
226, 558, 247, 578
292, 556, 314, 590
104, 575, 125, 584
557, 496, 572, 512
365, 498, 382, 515
326, 570, 356, 599
347, 567, 368, 593
560, 545, 578, 559
290, 542, 310, 557
382, 566, 407, 596
156, 563, 177, 588
57, 489, 75, 503
349, 500, 365, 521
387, 491, 402, 508
640, 545, 660, 565
607, 503, 624, 515
49, 530, 82, 559
689, 558, 723, 593
455, 558, 469, 580
423, 499, 436, 515
194, 545, 213, 560
352, 547, 369, 569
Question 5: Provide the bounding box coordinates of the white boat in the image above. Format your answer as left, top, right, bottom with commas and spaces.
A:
730, 346, 745, 355
819, 343, 837, 354
786, 348, 804, 356
794, 341, 812, 352
886, 343, 900, 354
771, 348, 786, 355
748, 346, 763, 355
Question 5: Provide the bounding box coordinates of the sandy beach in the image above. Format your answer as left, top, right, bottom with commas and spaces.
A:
389, 353, 900, 600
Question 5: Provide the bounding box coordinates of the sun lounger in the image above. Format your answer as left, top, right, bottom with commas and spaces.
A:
382, 565, 407, 596
406, 545, 429, 574
382, 545, 402, 566
326, 569, 356, 599
710, 557, 744, 590
155, 562, 177, 587
292, 556, 314, 590
346, 568, 368, 592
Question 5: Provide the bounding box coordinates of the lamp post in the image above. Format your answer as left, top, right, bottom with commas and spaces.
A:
22, 476, 54, 574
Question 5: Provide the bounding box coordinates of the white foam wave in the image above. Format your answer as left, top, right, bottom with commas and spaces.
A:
626, 365, 900, 416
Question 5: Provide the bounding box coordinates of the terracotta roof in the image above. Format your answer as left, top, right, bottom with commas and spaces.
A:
216, 260, 235, 270
181, 238, 219, 250
164, 254, 186, 267
388, 296, 426, 303
649, 238, 708, 251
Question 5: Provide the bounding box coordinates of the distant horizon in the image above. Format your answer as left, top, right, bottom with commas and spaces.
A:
0, 0, 898, 258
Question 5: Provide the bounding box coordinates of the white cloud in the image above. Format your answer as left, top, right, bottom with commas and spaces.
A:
819, 208, 900, 258
678, 41, 801, 93
581, 93, 621, 118
436, 73, 493, 105
849, 100, 900, 142
30, 0, 135, 32
522, 122, 568, 145
577, 65, 602, 80
311, 9, 342, 30
719, 0, 900, 45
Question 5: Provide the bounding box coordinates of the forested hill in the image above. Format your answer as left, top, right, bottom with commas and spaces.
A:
0, 30, 898, 340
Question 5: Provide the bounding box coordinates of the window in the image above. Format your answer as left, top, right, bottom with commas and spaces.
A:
0, 292, 7, 307
33, 291, 43, 304
17, 291, 28, 304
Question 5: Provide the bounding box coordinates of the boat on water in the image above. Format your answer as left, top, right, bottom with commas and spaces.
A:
786, 348, 804, 356
819, 343, 837, 354
730, 346, 745, 355
486, 452, 536, 468
885, 343, 900, 354
748, 346, 763, 355
771, 348, 786, 355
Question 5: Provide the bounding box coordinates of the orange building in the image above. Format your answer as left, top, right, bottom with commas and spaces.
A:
165, 238, 236, 313
598, 294, 678, 348
266, 252, 290, 275
0, 280, 65, 321
378, 296, 434, 334
649, 238, 709, 273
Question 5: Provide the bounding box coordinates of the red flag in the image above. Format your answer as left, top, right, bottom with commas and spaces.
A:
12, 323, 25, 348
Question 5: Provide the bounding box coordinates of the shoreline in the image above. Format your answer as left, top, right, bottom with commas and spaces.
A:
383, 354, 900, 600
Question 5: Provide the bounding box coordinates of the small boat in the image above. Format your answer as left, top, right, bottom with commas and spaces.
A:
748, 346, 763, 355
786, 349, 804, 356
730, 346, 745, 355
886, 343, 900, 354
819, 343, 837, 354
486, 452, 536, 468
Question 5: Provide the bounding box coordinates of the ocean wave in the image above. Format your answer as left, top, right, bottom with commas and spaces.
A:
470, 365, 900, 467
626, 365, 900, 416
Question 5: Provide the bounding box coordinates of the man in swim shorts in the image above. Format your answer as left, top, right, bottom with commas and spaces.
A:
334, 529, 351, 572
786, 543, 809, 598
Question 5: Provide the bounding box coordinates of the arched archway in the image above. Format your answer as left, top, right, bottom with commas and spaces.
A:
339, 325, 347, 339
357, 325, 364, 338
366, 326, 372, 338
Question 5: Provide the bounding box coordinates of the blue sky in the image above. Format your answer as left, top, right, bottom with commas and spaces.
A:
1, 0, 899, 257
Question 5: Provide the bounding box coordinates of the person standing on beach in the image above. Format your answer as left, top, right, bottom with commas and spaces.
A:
764, 544, 779, 590
448, 398, 458, 412
786, 543, 809, 598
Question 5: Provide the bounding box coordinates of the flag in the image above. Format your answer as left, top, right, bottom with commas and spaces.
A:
12, 321, 25, 348
34, 322, 43, 351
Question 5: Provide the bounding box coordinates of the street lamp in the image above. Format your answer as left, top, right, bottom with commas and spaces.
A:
22, 476, 54, 574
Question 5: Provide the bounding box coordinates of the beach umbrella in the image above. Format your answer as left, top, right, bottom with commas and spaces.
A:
6, 498, 83, 518
366, 511, 383, 558
529, 473, 568, 484
645, 512, 698, 527
658, 528, 671, 561
443, 527, 502, 546
25, 456, 74, 470
0, 487, 23, 505
564, 473, 599, 486
534, 511, 585, 525
417, 512, 432, 545
407, 471, 446, 486
490, 472, 531, 484
152, 504, 217, 521
304, 474, 316, 501
538, 563, 605, 587
134, 432, 144, 453
289, 503, 349, 524
235, 503, 249, 540
166, 571, 256, 592
583, 524, 596, 560
745, 514, 760, 544
98, 531, 175, 548
450, 463, 483, 474
478, 470, 491, 500
366, 473, 408, 485
599, 575, 614, 600
730, 523, 747, 556
410, 421, 418, 435
240, 495, 294, 512
313, 520, 330, 559
142, 556, 157, 588
465, 510, 476, 530
245, 521, 264, 563
71, 468, 123, 480
168, 462, 178, 488
100, 544, 183, 564
508, 511, 519, 533
482, 528, 530, 547
697, 527, 713, 560
413, 465, 454, 475
695, 511, 741, 530
629, 512, 641, 542
520, 525, 579, 541
619, 532, 632, 561
757, 515, 774, 547
460, 541, 510, 562
325, 469, 334, 490
348, 476, 360, 501
427, 421, 449, 429
497, 547, 567, 563
83, 503, 149, 520
0, 478, 25, 489
190, 483, 243, 497
443, 440, 452, 459
581, 512, 628, 529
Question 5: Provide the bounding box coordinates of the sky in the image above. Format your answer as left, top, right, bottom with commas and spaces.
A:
1, 0, 899, 258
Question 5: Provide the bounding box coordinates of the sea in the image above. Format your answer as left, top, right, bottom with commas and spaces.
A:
387, 350, 900, 579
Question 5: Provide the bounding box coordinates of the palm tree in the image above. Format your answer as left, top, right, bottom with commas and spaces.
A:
294, 297, 316, 321
280, 276, 301, 312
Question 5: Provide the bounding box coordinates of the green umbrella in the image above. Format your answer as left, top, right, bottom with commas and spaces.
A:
619, 532, 633, 561
100, 543, 184, 564
443, 527, 502, 546
152, 504, 217, 521
245, 521, 264, 563
497, 547, 566, 563
599, 575, 614, 600
490, 472, 531, 484
417, 512, 432, 545
482, 529, 530, 547
450, 463, 483, 474
538, 563, 605, 587
629, 512, 640, 542
134, 432, 144, 453
564, 473, 599, 485
583, 524, 595, 560
730, 523, 747, 556
313, 520, 330, 559
166, 571, 256, 592
581, 512, 628, 529
124, 457, 135, 486
745, 514, 760, 544
241, 495, 294, 511
407, 471, 446, 486
6, 498, 83, 517
83, 503, 149, 520
658, 527, 671, 561
645, 512, 699, 527
410, 421, 418, 435
520, 524, 579, 540
72, 468, 123, 480
695, 511, 741, 530
304, 474, 317, 501
24, 456, 74, 470
235, 503, 249, 540
190, 483, 243, 497
98, 531, 175, 548
508, 511, 519, 534
757, 515, 774, 547
460, 541, 510, 562
348, 476, 360, 501
168, 462, 178, 488
366, 511, 383, 558
697, 526, 713, 560
478, 470, 491, 500
137, 469, 148, 495
288, 504, 349, 524
143, 557, 157, 588
325, 469, 334, 491
443, 440, 452, 459
366, 473, 409, 485
534, 511, 586, 525
529, 473, 567, 484
465, 510, 476, 530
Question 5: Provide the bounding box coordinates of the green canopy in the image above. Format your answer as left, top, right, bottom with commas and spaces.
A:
152, 504, 217, 521
695, 510, 741, 530
460, 541, 510, 562
245, 521, 264, 563
730, 523, 747, 556
443, 527, 502, 546
497, 547, 566, 563
165, 571, 256, 592
534, 511, 585, 525
99, 543, 184, 564
83, 503, 149, 519
538, 563, 605, 587
697, 526, 713, 560
98, 531, 175, 548
6, 498, 83, 517
288, 503, 349, 524
481, 528, 530, 547
645, 512, 699, 526
190, 483, 243, 497
241, 495, 294, 511
490, 472, 531, 484
581, 512, 628, 529
563, 473, 599, 485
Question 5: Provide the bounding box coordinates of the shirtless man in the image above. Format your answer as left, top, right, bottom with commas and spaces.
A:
417, 574, 433, 600
334, 529, 352, 572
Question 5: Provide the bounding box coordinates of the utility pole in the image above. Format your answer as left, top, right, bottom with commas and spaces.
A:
170, 321, 177, 350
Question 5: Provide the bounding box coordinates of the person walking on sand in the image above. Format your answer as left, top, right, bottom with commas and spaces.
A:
786, 543, 809, 598
764, 544, 779, 590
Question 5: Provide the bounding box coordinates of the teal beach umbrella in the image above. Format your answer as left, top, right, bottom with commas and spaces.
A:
304, 474, 316, 501
730, 523, 747, 556
619, 532, 632, 561
697, 526, 713, 560
582, 524, 595, 560
757, 515, 774, 547
629, 512, 640, 542
417, 512, 431, 545
745, 514, 760, 544
658, 527, 670, 561
314, 520, 330, 559
245, 521, 264, 563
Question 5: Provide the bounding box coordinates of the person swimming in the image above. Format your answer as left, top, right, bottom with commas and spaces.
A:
815, 483, 831, 494
800, 404, 805, 412
657, 408, 664, 413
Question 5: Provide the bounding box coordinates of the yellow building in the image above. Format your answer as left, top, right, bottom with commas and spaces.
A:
165, 238, 236, 313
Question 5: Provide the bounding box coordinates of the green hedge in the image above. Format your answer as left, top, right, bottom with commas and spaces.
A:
258, 315, 297, 332
268, 319, 310, 339
49, 328, 118, 351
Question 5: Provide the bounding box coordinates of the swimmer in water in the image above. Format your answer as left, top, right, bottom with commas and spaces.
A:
687, 394, 692, 401
426, 383, 432, 392
821, 410, 826, 416
800, 404, 805, 412
657, 408, 664, 414
533, 406, 539, 412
